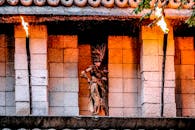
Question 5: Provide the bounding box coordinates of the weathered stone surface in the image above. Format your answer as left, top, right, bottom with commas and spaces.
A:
0, 62, 5, 76
122, 49, 138, 64
142, 39, 159, 56
14, 54, 27, 69
109, 107, 123, 116
0, 107, 5, 115
175, 65, 194, 80
123, 93, 138, 107
108, 49, 122, 64
31, 54, 47, 69
64, 49, 78, 63
123, 64, 137, 78
108, 36, 124, 49
0, 92, 5, 106
64, 107, 79, 116
164, 103, 176, 117
108, 64, 122, 78
64, 78, 79, 92
141, 56, 159, 71
64, 35, 78, 48
16, 102, 30, 115
5, 92, 15, 106
64, 63, 78, 78
49, 106, 64, 116
123, 79, 138, 92
48, 35, 64, 49
15, 85, 29, 102
15, 38, 26, 54
32, 86, 47, 102
32, 101, 48, 115
109, 78, 123, 92
181, 80, 195, 94
6, 62, 14, 77
64, 93, 78, 107
48, 48, 64, 62
181, 50, 194, 65
31, 70, 48, 85
15, 70, 29, 86
49, 92, 65, 107
109, 93, 123, 107
49, 63, 64, 77
175, 37, 194, 50
123, 108, 138, 117
142, 103, 160, 117
48, 78, 64, 92
29, 25, 47, 39
5, 107, 16, 116
0, 77, 6, 91
30, 39, 47, 54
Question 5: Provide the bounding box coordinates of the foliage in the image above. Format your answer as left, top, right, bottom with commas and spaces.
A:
133, 0, 195, 27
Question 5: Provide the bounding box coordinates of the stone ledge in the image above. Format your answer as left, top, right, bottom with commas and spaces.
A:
0, 7, 192, 23
0, 116, 195, 129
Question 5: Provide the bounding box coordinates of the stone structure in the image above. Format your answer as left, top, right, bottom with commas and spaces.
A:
0, 20, 194, 118
0, 2, 194, 129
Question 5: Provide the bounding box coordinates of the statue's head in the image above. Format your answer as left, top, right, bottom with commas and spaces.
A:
92, 43, 106, 66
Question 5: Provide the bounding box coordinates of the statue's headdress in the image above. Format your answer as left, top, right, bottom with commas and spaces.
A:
92, 43, 106, 63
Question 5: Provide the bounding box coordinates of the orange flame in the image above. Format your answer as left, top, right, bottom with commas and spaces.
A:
154, 7, 169, 34
20, 16, 29, 37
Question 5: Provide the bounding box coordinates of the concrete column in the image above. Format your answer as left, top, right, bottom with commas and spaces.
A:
14, 25, 30, 115
30, 25, 48, 115
140, 25, 176, 117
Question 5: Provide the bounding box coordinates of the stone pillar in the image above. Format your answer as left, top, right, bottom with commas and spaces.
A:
14, 25, 30, 115
140, 25, 176, 117
48, 35, 79, 116
30, 25, 48, 115
108, 36, 139, 116
175, 37, 195, 116
0, 34, 6, 115
78, 44, 92, 115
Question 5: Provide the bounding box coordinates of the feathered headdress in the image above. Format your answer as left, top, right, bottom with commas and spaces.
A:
92, 43, 106, 62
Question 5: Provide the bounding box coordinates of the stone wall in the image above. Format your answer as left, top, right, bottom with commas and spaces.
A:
78, 44, 92, 115
0, 23, 194, 117
140, 25, 176, 117
108, 36, 140, 116
0, 33, 15, 115
175, 37, 195, 116
48, 35, 79, 116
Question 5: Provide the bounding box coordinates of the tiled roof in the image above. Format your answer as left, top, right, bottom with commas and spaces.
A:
0, 0, 194, 8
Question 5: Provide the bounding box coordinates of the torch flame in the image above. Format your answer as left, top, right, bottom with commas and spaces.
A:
154, 7, 169, 34
20, 16, 29, 37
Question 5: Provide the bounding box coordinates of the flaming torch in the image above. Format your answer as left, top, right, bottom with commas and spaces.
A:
20, 16, 32, 114
154, 7, 169, 117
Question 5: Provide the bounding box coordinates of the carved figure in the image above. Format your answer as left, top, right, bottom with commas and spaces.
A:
81, 44, 108, 115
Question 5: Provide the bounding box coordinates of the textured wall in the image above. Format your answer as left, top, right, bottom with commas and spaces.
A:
48, 35, 79, 116
0, 33, 15, 116
175, 37, 195, 117
108, 36, 140, 116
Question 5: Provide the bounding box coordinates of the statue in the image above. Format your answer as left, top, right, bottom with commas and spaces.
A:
80, 44, 108, 116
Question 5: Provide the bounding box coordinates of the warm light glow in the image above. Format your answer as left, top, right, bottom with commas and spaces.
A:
154, 7, 169, 34
20, 16, 29, 37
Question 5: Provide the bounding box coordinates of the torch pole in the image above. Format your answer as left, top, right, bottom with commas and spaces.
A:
161, 33, 168, 117
26, 36, 32, 114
